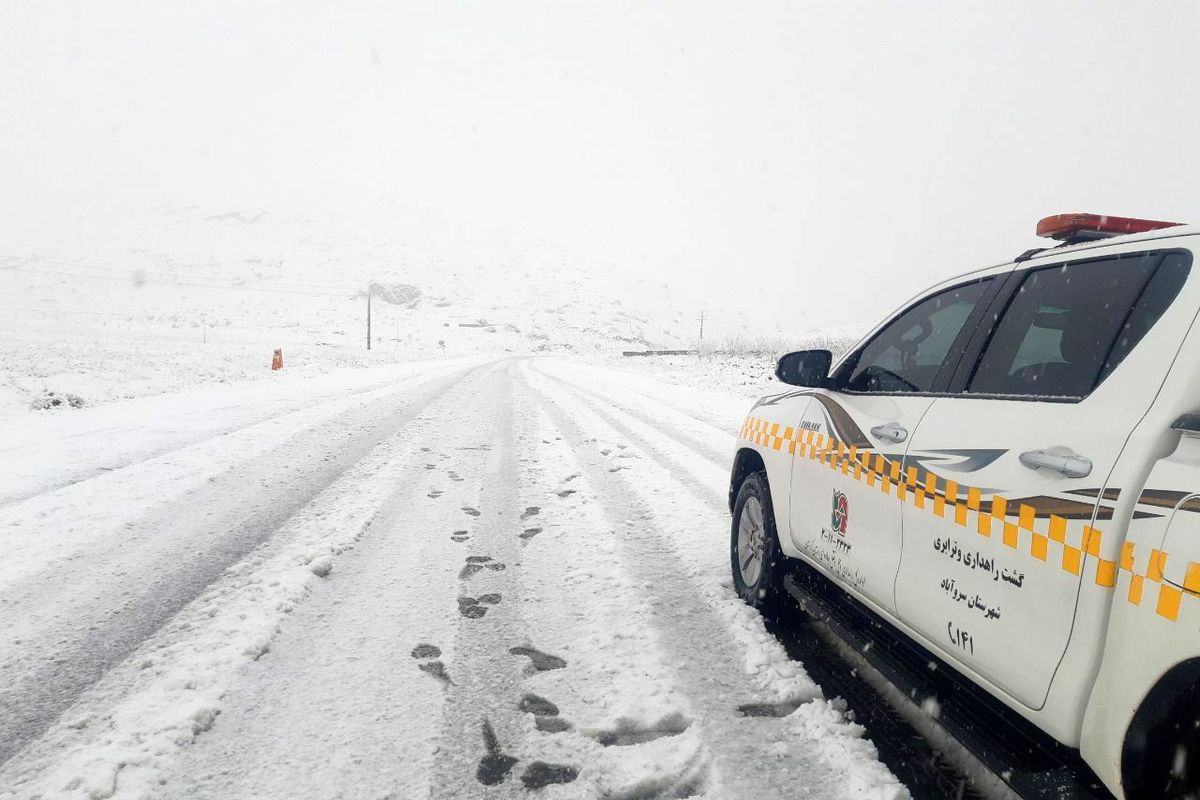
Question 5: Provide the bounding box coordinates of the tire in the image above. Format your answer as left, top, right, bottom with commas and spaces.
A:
1124, 681, 1200, 800
731, 471, 788, 615
1161, 720, 1200, 800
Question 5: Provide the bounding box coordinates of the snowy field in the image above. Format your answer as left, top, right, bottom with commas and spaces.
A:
0, 349, 904, 799
0, 202, 865, 420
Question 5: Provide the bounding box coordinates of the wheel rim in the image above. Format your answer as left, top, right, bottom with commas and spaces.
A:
737, 495, 766, 588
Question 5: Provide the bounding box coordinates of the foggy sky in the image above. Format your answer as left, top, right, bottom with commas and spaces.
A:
2, 1, 1198, 330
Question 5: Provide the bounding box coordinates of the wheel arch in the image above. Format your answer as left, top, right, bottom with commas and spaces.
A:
729, 447, 767, 512
1121, 657, 1200, 799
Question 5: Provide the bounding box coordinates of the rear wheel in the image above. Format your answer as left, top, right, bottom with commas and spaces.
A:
731, 472, 787, 614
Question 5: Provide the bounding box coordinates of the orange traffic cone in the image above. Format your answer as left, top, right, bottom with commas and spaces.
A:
271, 349, 283, 370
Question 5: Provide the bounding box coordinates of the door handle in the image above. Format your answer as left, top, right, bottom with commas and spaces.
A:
870, 423, 908, 444
1018, 449, 1092, 478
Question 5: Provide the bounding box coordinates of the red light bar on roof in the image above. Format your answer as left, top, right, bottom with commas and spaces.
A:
1036, 213, 1184, 242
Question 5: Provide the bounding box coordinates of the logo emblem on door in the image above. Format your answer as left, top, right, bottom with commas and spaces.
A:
831, 491, 849, 535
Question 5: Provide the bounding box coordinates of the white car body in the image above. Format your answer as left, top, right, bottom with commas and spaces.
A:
731, 223, 1200, 799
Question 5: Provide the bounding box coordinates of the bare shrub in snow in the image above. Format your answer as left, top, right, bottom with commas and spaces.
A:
30, 390, 86, 411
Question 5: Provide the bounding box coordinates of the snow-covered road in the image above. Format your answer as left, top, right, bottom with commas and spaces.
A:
0, 358, 905, 800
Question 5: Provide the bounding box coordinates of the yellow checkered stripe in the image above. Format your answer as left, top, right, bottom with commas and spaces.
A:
740, 415, 1197, 622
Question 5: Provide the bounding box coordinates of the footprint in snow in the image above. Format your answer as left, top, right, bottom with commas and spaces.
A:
521, 761, 578, 788
736, 699, 811, 718
519, 527, 542, 541
459, 595, 501, 618
476, 719, 518, 786
424, 463, 436, 470
411, 644, 452, 685
556, 489, 577, 498
460, 556, 506, 580
520, 506, 540, 520
428, 489, 443, 498
509, 645, 566, 671
451, 530, 471, 543
536, 717, 572, 733
589, 713, 690, 746
519, 693, 559, 716
458, 598, 487, 618
563, 473, 580, 482
448, 470, 464, 482
462, 507, 482, 517
519, 693, 573, 733
419, 661, 453, 685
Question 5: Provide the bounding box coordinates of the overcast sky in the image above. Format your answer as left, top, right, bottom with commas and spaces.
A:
2, 1, 1198, 330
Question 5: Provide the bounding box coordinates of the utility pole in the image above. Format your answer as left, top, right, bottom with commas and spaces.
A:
698, 307, 705, 345
201, 313, 207, 344
366, 288, 372, 350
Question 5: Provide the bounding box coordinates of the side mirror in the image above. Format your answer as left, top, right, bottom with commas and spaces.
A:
1172, 414, 1200, 436
775, 349, 832, 387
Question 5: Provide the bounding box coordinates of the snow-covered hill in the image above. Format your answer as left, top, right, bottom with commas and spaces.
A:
0, 200, 722, 415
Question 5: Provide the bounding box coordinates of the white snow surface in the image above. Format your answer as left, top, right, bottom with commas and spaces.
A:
0, 355, 906, 800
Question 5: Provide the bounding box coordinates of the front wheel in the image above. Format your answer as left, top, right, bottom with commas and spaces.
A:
731, 471, 787, 614
1124, 683, 1200, 800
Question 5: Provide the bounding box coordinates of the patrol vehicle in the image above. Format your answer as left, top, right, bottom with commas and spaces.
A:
729, 213, 1200, 800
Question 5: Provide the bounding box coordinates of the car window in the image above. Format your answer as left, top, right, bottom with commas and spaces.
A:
836, 279, 993, 394
1099, 251, 1192, 381
967, 251, 1191, 399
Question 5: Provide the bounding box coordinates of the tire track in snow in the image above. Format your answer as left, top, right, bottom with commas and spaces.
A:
0, 360, 518, 798
540, 368, 1002, 798
504, 382, 713, 799
3, 357, 905, 799
535, 359, 753, 439
0, 362, 492, 767
537, 370, 730, 513
143, 366, 511, 798
527, 367, 903, 800
533, 362, 736, 468
429, 361, 539, 800
0, 360, 482, 508
0, 362, 483, 592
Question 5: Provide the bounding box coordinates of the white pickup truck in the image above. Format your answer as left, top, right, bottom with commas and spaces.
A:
729, 213, 1200, 800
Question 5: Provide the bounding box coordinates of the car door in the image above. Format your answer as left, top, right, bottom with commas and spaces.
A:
894, 248, 1194, 710
788, 272, 1005, 615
